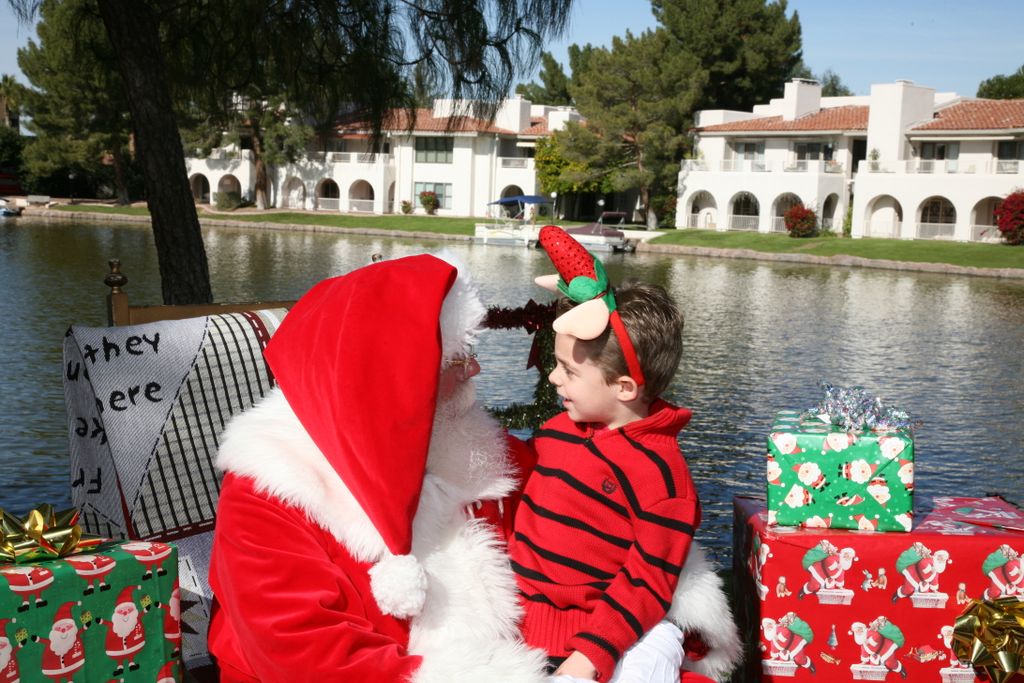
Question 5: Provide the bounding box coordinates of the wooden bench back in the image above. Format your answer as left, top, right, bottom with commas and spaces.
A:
104, 259, 295, 325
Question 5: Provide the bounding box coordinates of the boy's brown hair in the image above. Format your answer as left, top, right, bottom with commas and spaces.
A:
557, 280, 684, 403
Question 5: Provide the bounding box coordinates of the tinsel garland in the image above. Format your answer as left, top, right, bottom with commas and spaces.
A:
484, 301, 560, 430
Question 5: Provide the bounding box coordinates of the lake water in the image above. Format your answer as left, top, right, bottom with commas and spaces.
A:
2, 217, 1023, 564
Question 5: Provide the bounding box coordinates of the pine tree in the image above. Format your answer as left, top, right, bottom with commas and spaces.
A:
977, 64, 1024, 99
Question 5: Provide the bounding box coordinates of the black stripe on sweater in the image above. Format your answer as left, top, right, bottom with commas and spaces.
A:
520, 494, 632, 549
635, 538, 684, 576
619, 428, 676, 498
599, 593, 645, 638
581, 440, 696, 534
513, 532, 616, 581
574, 632, 620, 663
535, 428, 588, 445
621, 567, 672, 612
510, 560, 554, 584
533, 464, 629, 518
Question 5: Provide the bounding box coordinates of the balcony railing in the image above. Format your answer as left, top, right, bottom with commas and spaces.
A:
865, 220, 901, 238
682, 159, 843, 174
995, 160, 1020, 174
771, 216, 788, 233
499, 157, 533, 169
858, 159, 1024, 175
729, 215, 759, 231
971, 224, 1000, 242
348, 198, 374, 212
686, 213, 717, 229
317, 197, 340, 211
325, 152, 389, 164
917, 222, 956, 240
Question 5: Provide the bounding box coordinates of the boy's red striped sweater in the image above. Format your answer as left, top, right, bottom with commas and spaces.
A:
510, 401, 700, 681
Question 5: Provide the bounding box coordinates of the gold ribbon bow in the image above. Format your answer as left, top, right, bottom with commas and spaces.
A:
0, 505, 105, 564
952, 597, 1024, 683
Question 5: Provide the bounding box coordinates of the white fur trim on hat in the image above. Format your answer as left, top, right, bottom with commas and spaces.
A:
369, 553, 428, 618
433, 250, 486, 359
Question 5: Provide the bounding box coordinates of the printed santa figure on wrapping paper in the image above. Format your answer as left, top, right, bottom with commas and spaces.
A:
770, 432, 802, 455
798, 540, 857, 604
938, 625, 974, 674
0, 565, 54, 612
849, 616, 907, 679
65, 553, 117, 595
0, 617, 26, 683
155, 659, 177, 683
892, 542, 951, 607
761, 612, 816, 676
96, 585, 147, 676
158, 583, 181, 657
31, 602, 86, 683
751, 537, 773, 600
119, 541, 172, 581
982, 544, 1023, 600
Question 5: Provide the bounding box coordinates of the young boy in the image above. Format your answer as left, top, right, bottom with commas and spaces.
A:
510, 226, 701, 682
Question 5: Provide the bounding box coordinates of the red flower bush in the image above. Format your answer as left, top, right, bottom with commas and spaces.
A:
994, 190, 1024, 245
784, 204, 817, 238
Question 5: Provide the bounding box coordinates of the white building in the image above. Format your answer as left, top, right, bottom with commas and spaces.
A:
185, 96, 581, 217
676, 79, 1024, 241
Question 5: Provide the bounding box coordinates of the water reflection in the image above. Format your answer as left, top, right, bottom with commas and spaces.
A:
2, 218, 1023, 563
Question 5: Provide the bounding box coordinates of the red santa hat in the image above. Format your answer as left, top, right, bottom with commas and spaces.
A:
263, 253, 484, 618
52, 602, 76, 626
156, 660, 176, 683
115, 586, 137, 608
0, 616, 13, 633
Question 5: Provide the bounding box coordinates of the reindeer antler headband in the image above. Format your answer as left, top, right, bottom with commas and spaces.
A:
534, 225, 645, 386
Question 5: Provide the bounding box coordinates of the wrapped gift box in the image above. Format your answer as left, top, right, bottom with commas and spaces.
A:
733, 494, 1024, 682
766, 410, 914, 532
0, 541, 181, 682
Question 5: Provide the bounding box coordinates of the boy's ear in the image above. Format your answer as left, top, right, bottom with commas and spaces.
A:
615, 375, 641, 403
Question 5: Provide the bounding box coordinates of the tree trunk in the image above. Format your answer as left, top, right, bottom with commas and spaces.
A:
96, 0, 212, 304
110, 145, 130, 205
252, 121, 268, 210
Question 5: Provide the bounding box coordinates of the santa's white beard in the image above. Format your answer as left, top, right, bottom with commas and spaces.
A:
48, 623, 78, 657
426, 380, 513, 503
170, 598, 180, 621
0, 641, 10, 669
111, 607, 139, 638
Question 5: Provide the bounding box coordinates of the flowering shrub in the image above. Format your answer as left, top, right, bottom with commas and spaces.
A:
400, 200, 413, 215
419, 190, 439, 215
994, 190, 1024, 245
784, 204, 817, 238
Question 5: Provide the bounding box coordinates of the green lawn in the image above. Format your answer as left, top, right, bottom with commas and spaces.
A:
52, 205, 1023, 271
651, 229, 1024, 270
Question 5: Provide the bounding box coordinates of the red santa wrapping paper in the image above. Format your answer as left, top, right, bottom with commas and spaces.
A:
733, 495, 1024, 683
0, 541, 180, 682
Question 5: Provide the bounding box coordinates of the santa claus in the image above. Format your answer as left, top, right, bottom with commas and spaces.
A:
119, 542, 172, 581
799, 543, 857, 599
155, 659, 177, 683
33, 602, 85, 683
207, 254, 742, 682
770, 433, 801, 455
893, 543, 950, 602
160, 583, 181, 657
65, 553, 116, 595
0, 565, 54, 612
982, 544, 1023, 600
98, 586, 146, 676
0, 617, 24, 683
761, 613, 815, 674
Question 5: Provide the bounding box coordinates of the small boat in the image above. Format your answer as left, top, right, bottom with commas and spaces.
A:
0, 206, 23, 218
474, 194, 550, 247
565, 212, 636, 253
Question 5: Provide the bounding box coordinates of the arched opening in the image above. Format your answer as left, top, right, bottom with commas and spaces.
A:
190, 174, 210, 204
387, 181, 396, 214
864, 195, 903, 238
348, 180, 375, 212
917, 196, 956, 239
281, 177, 305, 210
316, 179, 340, 211
729, 192, 759, 231
497, 185, 525, 218
821, 193, 840, 232
971, 196, 1003, 242
217, 174, 241, 195
771, 192, 802, 233
686, 191, 717, 228
501, 184, 524, 198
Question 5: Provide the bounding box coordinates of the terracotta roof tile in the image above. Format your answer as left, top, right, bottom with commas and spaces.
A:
697, 105, 868, 133
912, 99, 1024, 131
335, 108, 522, 135
521, 117, 549, 136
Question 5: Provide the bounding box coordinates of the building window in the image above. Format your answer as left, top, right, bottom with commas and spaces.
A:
730, 141, 764, 160
415, 137, 454, 163
920, 142, 958, 161
921, 197, 955, 224
794, 142, 833, 161
414, 182, 452, 210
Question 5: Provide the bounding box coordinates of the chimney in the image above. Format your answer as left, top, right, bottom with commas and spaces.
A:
782, 79, 822, 121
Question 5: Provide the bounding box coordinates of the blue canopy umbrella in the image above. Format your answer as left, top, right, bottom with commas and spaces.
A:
488, 194, 550, 205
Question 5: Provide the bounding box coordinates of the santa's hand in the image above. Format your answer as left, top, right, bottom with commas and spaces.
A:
612, 621, 684, 683
554, 650, 597, 679
550, 676, 592, 683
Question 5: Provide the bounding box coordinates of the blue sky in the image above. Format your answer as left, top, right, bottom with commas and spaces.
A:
2, 0, 1023, 98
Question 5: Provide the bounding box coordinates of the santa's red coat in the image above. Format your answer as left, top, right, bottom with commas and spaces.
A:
39, 638, 85, 679
104, 621, 145, 659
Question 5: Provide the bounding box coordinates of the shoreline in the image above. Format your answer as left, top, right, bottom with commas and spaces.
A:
26, 207, 1024, 281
